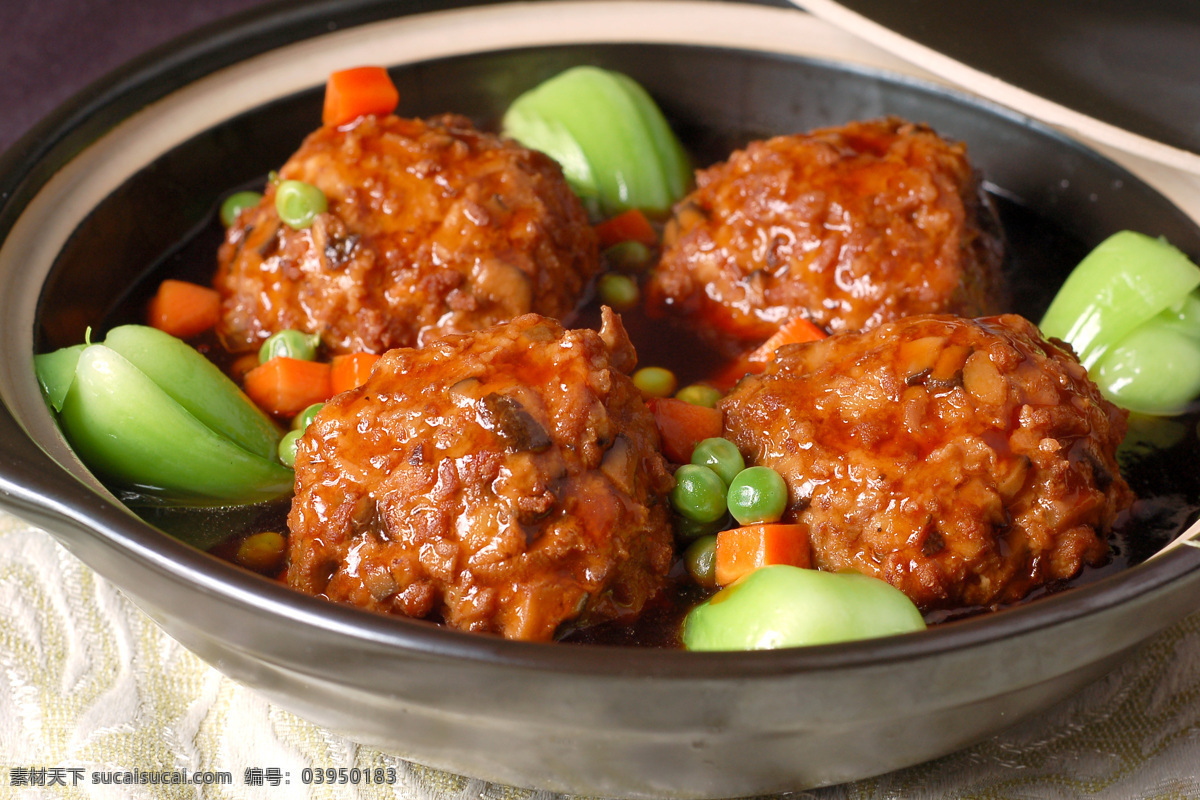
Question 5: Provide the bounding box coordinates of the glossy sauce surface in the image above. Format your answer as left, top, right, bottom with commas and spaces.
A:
720, 314, 1131, 610
215, 115, 599, 356
109, 172, 1199, 649
645, 118, 1005, 354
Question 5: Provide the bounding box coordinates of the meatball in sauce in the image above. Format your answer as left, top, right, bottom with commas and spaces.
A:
646, 117, 1005, 356
215, 113, 599, 355
720, 314, 1134, 611
286, 309, 675, 641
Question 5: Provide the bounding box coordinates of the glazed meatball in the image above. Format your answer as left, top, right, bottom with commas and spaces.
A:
286, 309, 675, 641
720, 314, 1133, 610
215, 114, 599, 355
646, 117, 1005, 355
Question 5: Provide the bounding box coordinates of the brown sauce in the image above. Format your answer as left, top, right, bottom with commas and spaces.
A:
105, 179, 1198, 648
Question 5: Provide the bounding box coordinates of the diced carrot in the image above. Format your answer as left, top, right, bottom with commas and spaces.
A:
710, 316, 829, 391
322, 66, 400, 127
595, 208, 658, 249
747, 316, 827, 364
649, 397, 723, 463
243, 356, 332, 418
229, 353, 262, 383
146, 279, 221, 339
715, 523, 811, 586
330, 352, 381, 394
709, 358, 766, 393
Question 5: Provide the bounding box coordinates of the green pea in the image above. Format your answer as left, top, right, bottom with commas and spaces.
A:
236, 530, 287, 573
670, 464, 727, 523
674, 513, 725, 541
684, 534, 718, 589
292, 402, 325, 431
727, 465, 788, 525
275, 180, 327, 229
675, 384, 722, 408
259, 329, 321, 363
682, 566, 926, 651
278, 429, 303, 468
604, 240, 654, 273
219, 190, 263, 227
633, 366, 677, 398
597, 272, 640, 310
691, 437, 744, 487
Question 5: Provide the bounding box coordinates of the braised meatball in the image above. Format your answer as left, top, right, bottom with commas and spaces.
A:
286, 309, 674, 641
646, 117, 1005, 355
215, 114, 599, 355
720, 314, 1133, 610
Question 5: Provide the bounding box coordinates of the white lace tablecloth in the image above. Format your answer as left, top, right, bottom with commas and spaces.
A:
2, 508, 1200, 799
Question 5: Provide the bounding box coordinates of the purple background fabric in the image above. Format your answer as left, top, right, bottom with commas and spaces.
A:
0, 0, 275, 156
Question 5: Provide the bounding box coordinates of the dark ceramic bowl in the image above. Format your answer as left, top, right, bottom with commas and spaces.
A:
2, 2, 1199, 797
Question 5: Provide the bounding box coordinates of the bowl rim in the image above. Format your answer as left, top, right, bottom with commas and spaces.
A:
1, 0, 1198, 680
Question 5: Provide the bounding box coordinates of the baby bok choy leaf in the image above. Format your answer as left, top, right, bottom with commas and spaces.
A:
1040, 230, 1200, 415
502, 66, 691, 217
34, 343, 86, 413
682, 566, 925, 651
35, 325, 292, 506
